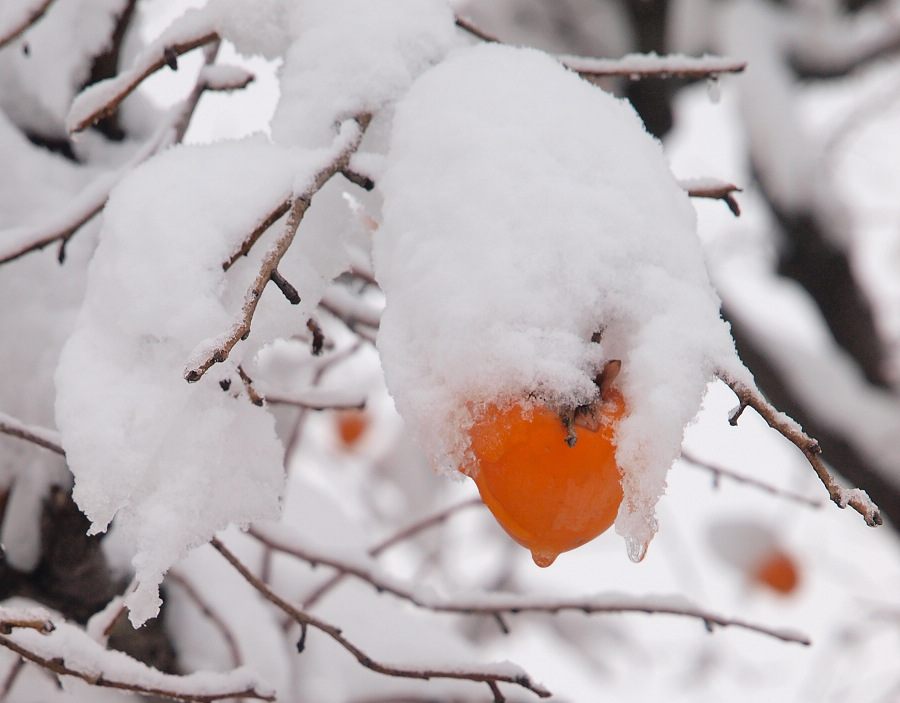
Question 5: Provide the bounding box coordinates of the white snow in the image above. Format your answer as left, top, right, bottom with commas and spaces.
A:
0, 0, 127, 138
269, 0, 460, 147
374, 43, 740, 556
54, 136, 341, 625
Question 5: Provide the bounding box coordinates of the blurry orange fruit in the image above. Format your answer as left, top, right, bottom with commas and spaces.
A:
462, 390, 625, 567
753, 549, 800, 595
335, 409, 368, 448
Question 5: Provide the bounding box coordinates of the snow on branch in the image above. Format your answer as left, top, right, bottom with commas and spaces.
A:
454, 16, 745, 81
0, 606, 55, 635
210, 538, 552, 701
0, 0, 56, 51
717, 370, 883, 526
66, 18, 220, 134
0, 410, 64, 455
679, 178, 743, 216
560, 52, 747, 81
248, 524, 809, 647
0, 608, 273, 702
0, 43, 234, 267
184, 115, 373, 383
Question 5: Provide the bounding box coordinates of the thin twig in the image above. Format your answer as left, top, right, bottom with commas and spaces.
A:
679, 179, 743, 216
237, 366, 264, 407
454, 15, 745, 80
223, 198, 292, 271
248, 527, 809, 646
300, 498, 482, 608
168, 572, 243, 670
679, 450, 823, 508
0, 42, 226, 267
184, 114, 372, 383
454, 15, 501, 43
565, 53, 747, 81
269, 269, 301, 305
68, 29, 221, 133
0, 411, 64, 455
717, 370, 883, 526
0, 634, 272, 702
0, 656, 25, 700
0, 0, 57, 50
210, 538, 552, 700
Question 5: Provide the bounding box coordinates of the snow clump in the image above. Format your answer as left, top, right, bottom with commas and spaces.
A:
374, 44, 741, 556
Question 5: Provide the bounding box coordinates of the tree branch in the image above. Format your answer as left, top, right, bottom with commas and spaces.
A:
249, 524, 809, 645
67, 27, 221, 134
454, 14, 746, 82
0, 610, 273, 703
679, 450, 823, 508
679, 178, 742, 216
167, 572, 243, 670
561, 52, 747, 81
0, 0, 57, 51
184, 114, 372, 383
0, 42, 232, 267
210, 538, 552, 700
0, 411, 64, 455
717, 370, 883, 526
299, 498, 482, 608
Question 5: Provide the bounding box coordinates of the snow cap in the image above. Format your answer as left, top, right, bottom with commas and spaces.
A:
374, 43, 739, 556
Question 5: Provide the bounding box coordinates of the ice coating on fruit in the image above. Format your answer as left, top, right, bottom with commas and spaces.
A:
462, 391, 625, 566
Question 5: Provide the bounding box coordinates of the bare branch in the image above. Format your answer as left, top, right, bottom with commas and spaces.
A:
269, 269, 301, 305
0, 0, 57, 51
223, 198, 292, 271
248, 525, 809, 646
0, 411, 64, 455
679, 178, 743, 216
454, 15, 501, 43
717, 370, 883, 526
0, 656, 25, 700
184, 115, 372, 383
237, 366, 264, 407
300, 498, 482, 608
168, 572, 243, 670
679, 450, 823, 508
264, 388, 367, 411
210, 538, 552, 700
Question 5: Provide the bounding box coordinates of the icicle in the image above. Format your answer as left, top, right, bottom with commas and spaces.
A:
625, 536, 648, 563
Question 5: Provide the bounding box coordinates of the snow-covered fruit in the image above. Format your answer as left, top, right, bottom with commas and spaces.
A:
375, 42, 742, 559
461, 385, 626, 567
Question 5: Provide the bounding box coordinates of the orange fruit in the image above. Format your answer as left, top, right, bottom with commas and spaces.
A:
753, 549, 800, 595
335, 409, 368, 448
461, 390, 626, 567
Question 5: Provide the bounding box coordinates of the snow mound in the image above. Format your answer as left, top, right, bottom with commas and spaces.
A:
54, 137, 334, 625
374, 44, 739, 555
